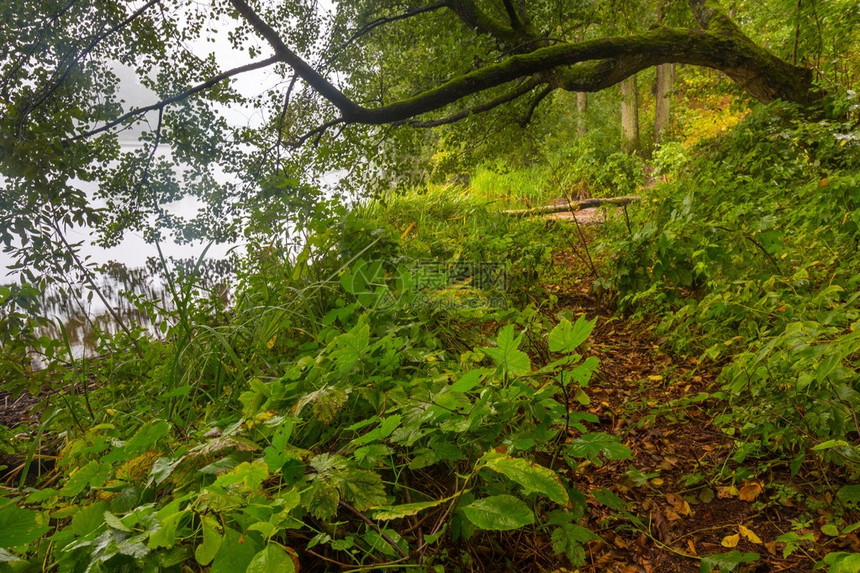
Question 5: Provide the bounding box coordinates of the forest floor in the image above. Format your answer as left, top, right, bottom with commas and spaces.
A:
529, 243, 856, 573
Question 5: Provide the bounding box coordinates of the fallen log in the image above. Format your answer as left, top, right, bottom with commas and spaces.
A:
503, 196, 639, 217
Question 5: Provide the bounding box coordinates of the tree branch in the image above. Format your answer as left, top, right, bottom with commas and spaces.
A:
331, 1, 450, 63
69, 56, 280, 141
408, 77, 542, 127
519, 85, 553, 126
228, 0, 359, 116
21, 0, 163, 123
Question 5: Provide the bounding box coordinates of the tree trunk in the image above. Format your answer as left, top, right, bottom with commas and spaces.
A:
655, 64, 675, 143
621, 75, 639, 153
576, 92, 587, 135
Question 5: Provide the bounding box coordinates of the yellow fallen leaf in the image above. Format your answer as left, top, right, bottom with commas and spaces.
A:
687, 540, 697, 556
739, 525, 762, 544
266, 335, 277, 349
717, 485, 739, 498
647, 375, 663, 381
721, 534, 740, 548
651, 478, 664, 486
739, 482, 763, 502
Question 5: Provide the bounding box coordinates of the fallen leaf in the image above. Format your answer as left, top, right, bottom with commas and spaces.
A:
699, 488, 715, 503
717, 485, 738, 499
648, 375, 663, 381
666, 493, 691, 516
651, 478, 664, 486
739, 482, 763, 502
721, 533, 740, 548
687, 539, 697, 556
739, 525, 762, 544
764, 542, 777, 556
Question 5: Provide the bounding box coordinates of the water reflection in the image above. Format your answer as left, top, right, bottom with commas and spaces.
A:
4, 257, 234, 367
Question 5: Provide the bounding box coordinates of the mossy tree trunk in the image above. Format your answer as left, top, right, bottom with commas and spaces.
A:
621, 75, 640, 153
655, 64, 675, 143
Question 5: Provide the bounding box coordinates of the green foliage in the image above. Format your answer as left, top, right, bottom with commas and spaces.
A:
0, 190, 615, 570
601, 97, 860, 474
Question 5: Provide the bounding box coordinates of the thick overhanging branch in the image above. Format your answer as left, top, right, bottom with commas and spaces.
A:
408, 77, 543, 127
228, 0, 815, 128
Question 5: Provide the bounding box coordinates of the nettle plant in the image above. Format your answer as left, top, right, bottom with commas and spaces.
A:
0, 272, 628, 570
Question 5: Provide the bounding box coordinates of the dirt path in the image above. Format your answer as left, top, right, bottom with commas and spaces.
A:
543, 247, 839, 572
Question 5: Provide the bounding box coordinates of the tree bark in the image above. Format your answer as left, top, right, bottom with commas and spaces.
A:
621, 75, 640, 153
576, 92, 587, 135
504, 196, 639, 217
655, 63, 675, 143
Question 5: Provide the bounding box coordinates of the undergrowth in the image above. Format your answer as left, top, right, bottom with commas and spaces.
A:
599, 96, 860, 551
0, 187, 628, 571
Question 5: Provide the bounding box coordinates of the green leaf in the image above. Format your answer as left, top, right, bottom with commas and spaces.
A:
700, 551, 760, 573
551, 524, 600, 566
214, 460, 269, 491
60, 460, 111, 496
549, 316, 595, 354
812, 439, 852, 451
247, 544, 296, 573
194, 515, 223, 566
372, 496, 452, 521
566, 433, 631, 465
823, 552, 860, 573
0, 502, 49, 548
302, 479, 340, 520
461, 495, 534, 530
483, 325, 531, 376
338, 468, 387, 511
147, 509, 189, 549
352, 415, 402, 447
480, 451, 569, 506
69, 501, 108, 535
210, 528, 258, 573
837, 485, 860, 506
450, 368, 490, 393
103, 511, 132, 533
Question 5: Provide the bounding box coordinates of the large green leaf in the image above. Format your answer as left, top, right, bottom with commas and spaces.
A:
700, 551, 760, 573
247, 544, 296, 573
60, 460, 111, 497
483, 324, 531, 376
548, 317, 595, 354
0, 503, 49, 548
566, 433, 631, 465
461, 495, 534, 530
480, 451, 569, 505
210, 528, 258, 573
194, 515, 223, 566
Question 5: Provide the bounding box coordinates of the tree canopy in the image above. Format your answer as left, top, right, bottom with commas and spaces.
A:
0, 0, 846, 273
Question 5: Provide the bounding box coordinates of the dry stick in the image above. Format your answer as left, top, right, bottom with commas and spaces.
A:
339, 501, 407, 559
623, 202, 633, 236
51, 219, 143, 357
565, 197, 598, 276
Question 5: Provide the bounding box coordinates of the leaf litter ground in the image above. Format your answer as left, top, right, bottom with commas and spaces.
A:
543, 241, 860, 573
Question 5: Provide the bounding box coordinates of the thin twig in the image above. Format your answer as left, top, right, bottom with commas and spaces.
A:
339, 501, 407, 558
